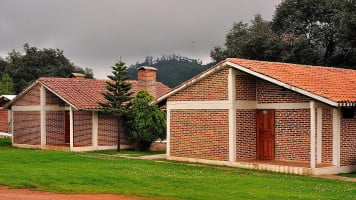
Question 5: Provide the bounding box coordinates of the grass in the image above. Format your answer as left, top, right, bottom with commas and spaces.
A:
91, 149, 165, 156
0, 138, 355, 199
339, 173, 356, 178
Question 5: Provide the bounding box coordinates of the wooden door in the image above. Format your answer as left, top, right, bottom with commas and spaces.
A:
64, 111, 70, 143
256, 109, 275, 160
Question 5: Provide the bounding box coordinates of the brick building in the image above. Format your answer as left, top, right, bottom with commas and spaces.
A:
154, 58, 356, 175
7, 67, 170, 151
0, 95, 16, 133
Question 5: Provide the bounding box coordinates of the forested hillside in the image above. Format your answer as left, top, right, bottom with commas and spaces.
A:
128, 55, 214, 88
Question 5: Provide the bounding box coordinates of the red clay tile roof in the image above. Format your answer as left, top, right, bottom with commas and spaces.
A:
154, 58, 356, 107
38, 78, 170, 110
226, 58, 356, 105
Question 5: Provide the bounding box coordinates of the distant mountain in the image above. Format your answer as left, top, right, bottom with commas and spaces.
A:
128, 54, 214, 88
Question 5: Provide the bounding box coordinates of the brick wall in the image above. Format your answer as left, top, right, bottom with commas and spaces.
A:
275, 109, 311, 162
257, 79, 311, 103
98, 113, 127, 146
170, 109, 229, 161
46, 89, 65, 106
235, 75, 256, 101
0, 110, 8, 132
321, 108, 333, 164
46, 111, 65, 145
340, 109, 356, 166
13, 111, 41, 145
236, 109, 256, 159
169, 68, 229, 101
73, 111, 92, 146
14, 84, 41, 106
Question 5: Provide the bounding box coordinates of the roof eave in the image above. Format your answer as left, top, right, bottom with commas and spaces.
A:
225, 61, 339, 107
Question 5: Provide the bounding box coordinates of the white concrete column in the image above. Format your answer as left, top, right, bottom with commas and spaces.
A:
316, 108, 322, 164
92, 111, 98, 149
40, 85, 46, 147
166, 108, 171, 157
69, 106, 74, 150
228, 68, 236, 163
332, 108, 341, 167
310, 101, 316, 169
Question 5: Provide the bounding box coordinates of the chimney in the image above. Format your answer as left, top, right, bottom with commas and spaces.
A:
69, 73, 86, 79
137, 66, 157, 97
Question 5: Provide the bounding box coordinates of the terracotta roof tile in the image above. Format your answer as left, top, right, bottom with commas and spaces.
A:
227, 58, 356, 104
38, 78, 170, 110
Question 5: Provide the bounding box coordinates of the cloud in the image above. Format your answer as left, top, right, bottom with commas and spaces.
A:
0, 0, 281, 78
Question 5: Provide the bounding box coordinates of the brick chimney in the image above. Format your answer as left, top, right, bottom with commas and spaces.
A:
137, 66, 157, 97
69, 73, 85, 79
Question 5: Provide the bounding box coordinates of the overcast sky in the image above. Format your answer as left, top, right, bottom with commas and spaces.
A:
0, 0, 281, 78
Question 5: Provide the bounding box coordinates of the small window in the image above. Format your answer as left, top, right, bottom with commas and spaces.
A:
342, 107, 355, 119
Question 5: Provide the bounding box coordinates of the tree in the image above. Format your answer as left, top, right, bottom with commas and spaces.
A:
125, 90, 166, 151
211, 0, 356, 69
0, 73, 15, 95
98, 61, 133, 151
7, 44, 94, 93
210, 15, 284, 62
272, 0, 356, 67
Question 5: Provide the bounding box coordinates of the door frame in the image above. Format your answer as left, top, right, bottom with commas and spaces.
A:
256, 109, 275, 160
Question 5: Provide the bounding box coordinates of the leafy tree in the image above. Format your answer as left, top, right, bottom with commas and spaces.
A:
7, 44, 94, 93
272, 0, 356, 67
0, 73, 15, 95
210, 15, 284, 62
125, 90, 166, 151
98, 61, 133, 151
212, 0, 356, 69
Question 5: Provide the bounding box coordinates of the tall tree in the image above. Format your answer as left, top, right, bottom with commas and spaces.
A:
125, 90, 166, 151
210, 15, 284, 62
211, 0, 356, 69
98, 61, 133, 151
7, 44, 94, 93
0, 73, 15, 95
272, 0, 356, 67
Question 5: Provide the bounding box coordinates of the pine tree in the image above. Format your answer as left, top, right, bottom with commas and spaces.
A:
0, 73, 15, 95
126, 90, 166, 151
98, 61, 133, 151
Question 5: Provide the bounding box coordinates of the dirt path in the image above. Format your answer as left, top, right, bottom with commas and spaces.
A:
0, 187, 138, 200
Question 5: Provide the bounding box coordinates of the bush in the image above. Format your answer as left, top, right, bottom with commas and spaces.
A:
126, 90, 166, 151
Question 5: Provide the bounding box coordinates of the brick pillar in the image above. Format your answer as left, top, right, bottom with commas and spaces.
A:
137, 66, 157, 97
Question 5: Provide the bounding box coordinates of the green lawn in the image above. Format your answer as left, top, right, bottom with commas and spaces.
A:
339, 173, 356, 178
0, 138, 355, 199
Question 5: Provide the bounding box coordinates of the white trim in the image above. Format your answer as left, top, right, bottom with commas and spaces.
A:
316, 108, 322, 164
11, 110, 14, 144
166, 108, 171, 157
13, 143, 41, 149
12, 106, 41, 111
167, 101, 230, 109
69, 106, 74, 150
228, 68, 236, 163
167, 101, 310, 110
92, 111, 98, 149
332, 108, 341, 167
310, 101, 316, 169
11, 105, 70, 111
256, 102, 310, 109
40, 86, 46, 147
226, 61, 338, 107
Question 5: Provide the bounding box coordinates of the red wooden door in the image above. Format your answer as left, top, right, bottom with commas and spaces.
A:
256, 109, 275, 160
64, 111, 70, 143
